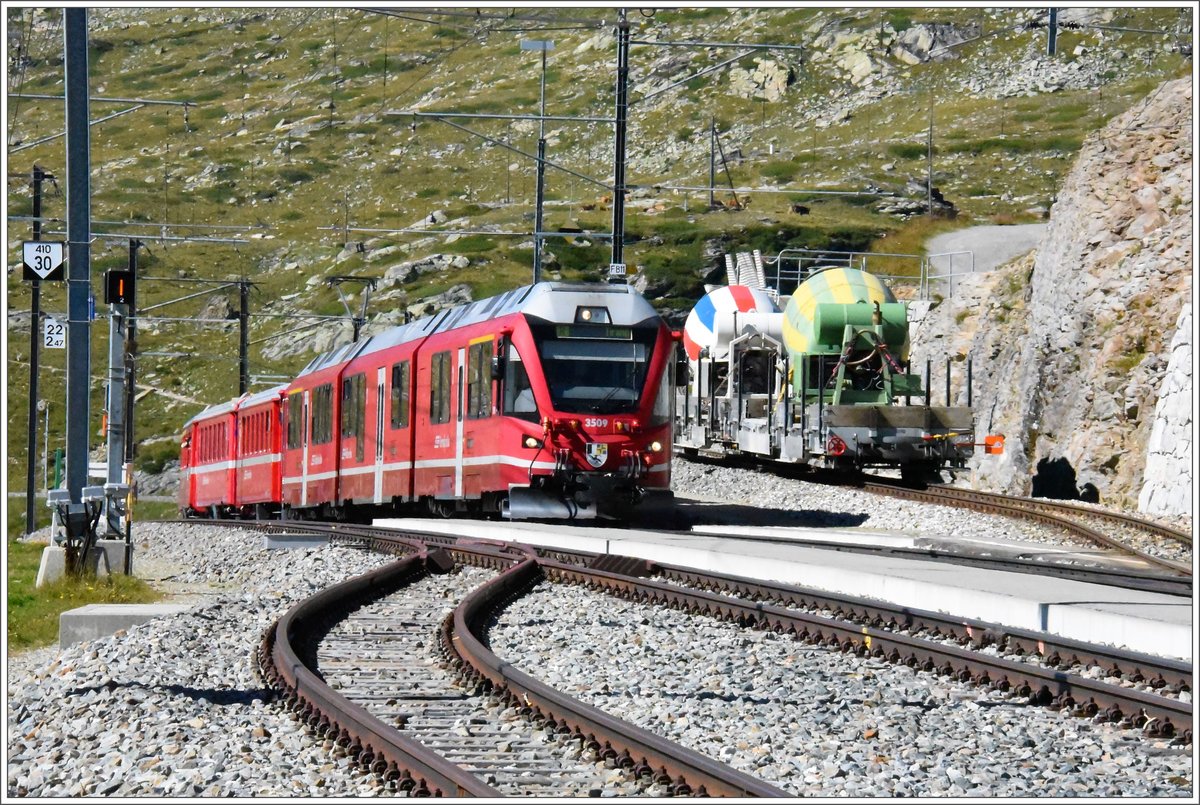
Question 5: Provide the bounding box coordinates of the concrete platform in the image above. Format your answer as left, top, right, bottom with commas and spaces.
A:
376, 517, 1193, 661
60, 603, 192, 648
687, 524, 1155, 572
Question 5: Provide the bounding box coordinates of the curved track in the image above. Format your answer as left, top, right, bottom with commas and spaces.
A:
253, 529, 788, 797
204, 518, 1191, 777
861, 478, 1193, 577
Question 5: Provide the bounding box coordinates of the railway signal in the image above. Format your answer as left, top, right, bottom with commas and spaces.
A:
104, 268, 136, 305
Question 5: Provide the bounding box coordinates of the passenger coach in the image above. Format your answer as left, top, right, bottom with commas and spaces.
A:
180, 282, 676, 522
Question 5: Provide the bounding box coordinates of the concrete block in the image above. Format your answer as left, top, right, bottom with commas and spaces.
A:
35, 546, 66, 588
83, 546, 110, 579
95, 539, 133, 575
60, 603, 192, 649
263, 532, 330, 550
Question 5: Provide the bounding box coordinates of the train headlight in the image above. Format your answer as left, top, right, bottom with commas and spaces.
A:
649, 440, 663, 452
522, 435, 543, 449
574, 306, 611, 324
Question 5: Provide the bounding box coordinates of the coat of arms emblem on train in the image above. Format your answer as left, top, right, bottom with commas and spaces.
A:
585, 442, 608, 468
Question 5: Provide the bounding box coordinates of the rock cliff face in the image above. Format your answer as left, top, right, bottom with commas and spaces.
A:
1138, 304, 1192, 516
909, 78, 1192, 513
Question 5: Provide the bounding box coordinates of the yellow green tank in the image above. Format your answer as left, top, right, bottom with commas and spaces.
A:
782, 267, 916, 402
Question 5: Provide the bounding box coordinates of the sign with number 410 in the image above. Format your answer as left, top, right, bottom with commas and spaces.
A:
23, 241, 65, 281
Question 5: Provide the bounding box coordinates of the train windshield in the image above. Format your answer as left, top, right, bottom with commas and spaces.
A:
534, 326, 656, 414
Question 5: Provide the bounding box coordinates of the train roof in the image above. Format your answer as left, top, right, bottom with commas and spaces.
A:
296, 281, 655, 379
182, 383, 287, 429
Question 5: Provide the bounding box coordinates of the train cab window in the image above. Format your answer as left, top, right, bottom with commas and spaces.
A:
532, 324, 656, 415
312, 384, 333, 444
467, 341, 492, 419
430, 351, 451, 425
390, 361, 410, 429
502, 344, 539, 422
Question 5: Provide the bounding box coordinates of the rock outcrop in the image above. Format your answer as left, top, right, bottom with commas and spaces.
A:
910, 78, 1192, 511
1138, 304, 1192, 517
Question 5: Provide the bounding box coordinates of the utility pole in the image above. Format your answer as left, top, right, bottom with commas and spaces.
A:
239, 278, 250, 395
103, 253, 130, 536
926, 101, 934, 218
1047, 8, 1058, 56
25, 165, 51, 535
709, 117, 716, 210
124, 241, 141, 469
521, 38, 555, 283
64, 8, 92, 505
610, 8, 630, 276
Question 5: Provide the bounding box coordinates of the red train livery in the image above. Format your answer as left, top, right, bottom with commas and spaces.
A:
179, 282, 676, 521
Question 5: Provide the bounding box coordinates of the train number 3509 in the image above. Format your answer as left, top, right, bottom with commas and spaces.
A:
584, 417, 609, 429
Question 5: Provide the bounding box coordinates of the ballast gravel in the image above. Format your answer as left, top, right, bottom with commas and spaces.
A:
6, 524, 392, 797
673, 458, 1146, 552
491, 582, 1194, 798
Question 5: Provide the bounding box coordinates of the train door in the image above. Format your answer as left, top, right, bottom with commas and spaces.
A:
455, 346, 465, 498
374, 366, 385, 504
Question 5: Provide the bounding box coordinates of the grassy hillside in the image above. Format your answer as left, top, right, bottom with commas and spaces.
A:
5, 7, 1190, 499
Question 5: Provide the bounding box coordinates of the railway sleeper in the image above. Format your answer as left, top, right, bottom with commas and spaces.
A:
546, 561, 1195, 748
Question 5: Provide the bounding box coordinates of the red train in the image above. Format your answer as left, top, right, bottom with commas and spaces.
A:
179, 282, 676, 521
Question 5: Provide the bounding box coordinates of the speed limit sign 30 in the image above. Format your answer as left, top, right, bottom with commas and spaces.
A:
23, 241, 66, 281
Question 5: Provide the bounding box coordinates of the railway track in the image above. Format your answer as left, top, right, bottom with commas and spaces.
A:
215, 517, 1190, 796
861, 477, 1193, 577
253, 530, 788, 797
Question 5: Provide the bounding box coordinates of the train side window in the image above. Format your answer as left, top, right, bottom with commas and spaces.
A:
430, 351, 451, 425
286, 396, 303, 450
502, 344, 539, 422
312, 383, 333, 444
650, 355, 672, 427
467, 341, 492, 419
341, 374, 365, 439
390, 361, 410, 429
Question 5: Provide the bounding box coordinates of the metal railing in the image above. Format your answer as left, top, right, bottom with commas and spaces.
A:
763, 248, 979, 300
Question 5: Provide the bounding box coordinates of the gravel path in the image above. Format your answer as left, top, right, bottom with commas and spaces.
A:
6, 524, 392, 797
926, 223, 1048, 274
491, 582, 1194, 797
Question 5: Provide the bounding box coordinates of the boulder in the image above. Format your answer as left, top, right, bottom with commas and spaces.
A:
383, 253, 470, 285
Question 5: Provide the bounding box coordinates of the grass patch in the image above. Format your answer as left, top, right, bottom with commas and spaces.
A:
888, 142, 929, 160
7, 536, 162, 651
1040, 134, 1082, 152
761, 160, 801, 182
947, 137, 1037, 155
443, 235, 494, 254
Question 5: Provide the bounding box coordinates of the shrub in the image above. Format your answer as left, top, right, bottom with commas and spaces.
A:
887, 143, 928, 160
136, 440, 178, 475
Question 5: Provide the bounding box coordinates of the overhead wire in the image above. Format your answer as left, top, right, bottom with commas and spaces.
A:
6, 8, 37, 146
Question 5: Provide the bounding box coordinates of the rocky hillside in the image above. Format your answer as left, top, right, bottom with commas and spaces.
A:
910, 77, 1192, 515
4, 7, 1192, 493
